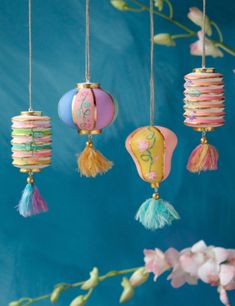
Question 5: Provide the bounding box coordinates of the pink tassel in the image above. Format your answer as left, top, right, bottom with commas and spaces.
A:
31, 186, 48, 215
187, 137, 218, 173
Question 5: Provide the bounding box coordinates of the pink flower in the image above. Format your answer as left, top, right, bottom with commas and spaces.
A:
167, 246, 199, 288
227, 249, 235, 265
219, 264, 235, 292
144, 249, 170, 281
190, 31, 223, 58
145, 172, 157, 180
143, 241, 235, 306
218, 286, 230, 306
167, 241, 229, 288
188, 7, 212, 35
168, 264, 198, 288
197, 246, 229, 285
198, 259, 220, 285
178, 241, 207, 278
137, 139, 149, 152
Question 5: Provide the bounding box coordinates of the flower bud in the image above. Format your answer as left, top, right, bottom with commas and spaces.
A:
70, 295, 86, 306
129, 267, 149, 287
154, 0, 163, 11
154, 33, 176, 46
50, 285, 64, 304
111, 0, 128, 11
8, 302, 21, 306
119, 277, 134, 304
81, 267, 99, 290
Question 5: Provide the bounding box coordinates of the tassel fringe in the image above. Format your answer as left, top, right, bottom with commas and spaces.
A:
77, 141, 113, 177
17, 175, 48, 217
187, 137, 218, 173
135, 194, 180, 230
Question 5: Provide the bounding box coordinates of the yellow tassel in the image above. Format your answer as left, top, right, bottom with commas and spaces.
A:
77, 141, 113, 177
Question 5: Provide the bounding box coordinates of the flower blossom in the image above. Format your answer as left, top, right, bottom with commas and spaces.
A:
190, 31, 223, 58
144, 241, 235, 306
188, 7, 212, 35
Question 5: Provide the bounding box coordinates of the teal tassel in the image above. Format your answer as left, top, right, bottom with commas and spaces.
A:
135, 196, 180, 230
18, 183, 34, 217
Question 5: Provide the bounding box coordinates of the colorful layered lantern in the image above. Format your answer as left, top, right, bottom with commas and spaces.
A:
184, 68, 225, 173
11, 111, 52, 217
58, 82, 116, 177
126, 126, 179, 230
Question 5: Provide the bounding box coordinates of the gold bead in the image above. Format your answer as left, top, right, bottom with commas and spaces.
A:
152, 193, 160, 200
200, 136, 208, 144
86, 141, 93, 148
27, 175, 34, 184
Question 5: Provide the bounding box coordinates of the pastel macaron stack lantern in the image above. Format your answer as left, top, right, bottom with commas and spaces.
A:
12, 111, 52, 171
58, 82, 116, 177
183, 68, 225, 173
126, 125, 180, 230
11, 111, 52, 217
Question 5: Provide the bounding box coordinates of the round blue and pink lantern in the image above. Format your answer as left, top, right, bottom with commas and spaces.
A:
58, 82, 116, 177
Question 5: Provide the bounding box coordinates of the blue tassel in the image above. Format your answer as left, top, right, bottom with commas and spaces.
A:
18, 183, 34, 217
135, 196, 180, 230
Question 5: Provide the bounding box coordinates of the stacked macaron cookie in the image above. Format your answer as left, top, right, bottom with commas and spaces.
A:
11, 112, 52, 171
183, 68, 225, 129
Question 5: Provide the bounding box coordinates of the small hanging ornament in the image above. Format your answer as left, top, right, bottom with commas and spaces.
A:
58, 0, 116, 177
126, 0, 179, 230
184, 0, 224, 173
58, 83, 116, 177
126, 126, 179, 230
11, 0, 51, 217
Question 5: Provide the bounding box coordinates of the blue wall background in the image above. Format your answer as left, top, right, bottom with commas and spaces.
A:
0, 0, 234, 305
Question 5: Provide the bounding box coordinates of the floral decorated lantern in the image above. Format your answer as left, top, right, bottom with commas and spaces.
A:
58, 83, 116, 177
126, 126, 179, 230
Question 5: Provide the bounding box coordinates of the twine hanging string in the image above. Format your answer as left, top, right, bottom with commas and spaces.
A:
149, 0, 155, 126
201, 0, 206, 68
28, 0, 33, 111
201, 0, 207, 139
85, 0, 91, 83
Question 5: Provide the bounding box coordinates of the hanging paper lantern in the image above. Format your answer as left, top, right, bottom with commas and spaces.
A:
58, 82, 116, 177
184, 68, 225, 173
11, 111, 52, 217
126, 126, 179, 230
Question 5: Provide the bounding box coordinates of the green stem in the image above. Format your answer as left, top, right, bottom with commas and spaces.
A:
99, 267, 140, 281
127, 0, 235, 56
172, 33, 195, 40
215, 42, 235, 56
129, 0, 195, 34
163, 0, 173, 19
126, 6, 145, 13
210, 21, 223, 42
84, 288, 94, 301
13, 267, 141, 306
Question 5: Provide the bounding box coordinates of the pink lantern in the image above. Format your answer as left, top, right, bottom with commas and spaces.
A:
58, 82, 116, 177
72, 83, 115, 134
